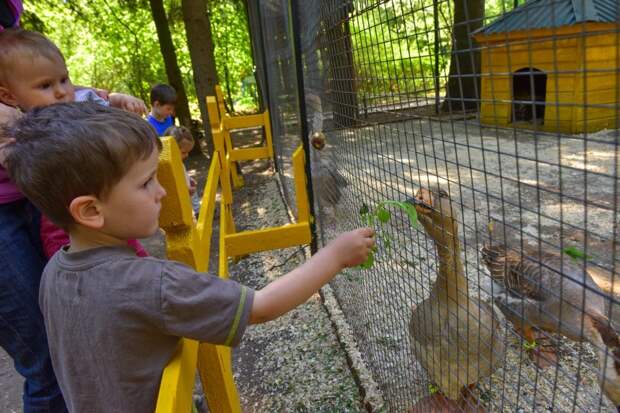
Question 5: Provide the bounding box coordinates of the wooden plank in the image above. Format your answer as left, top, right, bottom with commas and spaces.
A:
225, 223, 311, 257
197, 345, 241, 413
196, 157, 220, 270
292, 146, 310, 223
230, 146, 270, 161
224, 114, 265, 130
574, 89, 619, 103
155, 339, 199, 413
264, 110, 274, 158
158, 137, 194, 230
206, 96, 221, 131
584, 32, 620, 47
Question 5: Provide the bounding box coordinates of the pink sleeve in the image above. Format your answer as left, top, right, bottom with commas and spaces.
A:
40, 214, 70, 258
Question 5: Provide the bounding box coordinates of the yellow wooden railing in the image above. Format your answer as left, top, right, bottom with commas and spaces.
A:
214, 85, 273, 189
153, 89, 311, 412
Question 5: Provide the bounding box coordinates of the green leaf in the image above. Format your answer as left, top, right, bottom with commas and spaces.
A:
359, 250, 374, 270
383, 234, 392, 252
377, 200, 418, 227
563, 246, 590, 261
376, 207, 391, 223
359, 203, 369, 216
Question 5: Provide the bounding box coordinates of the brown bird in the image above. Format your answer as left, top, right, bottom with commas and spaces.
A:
481, 221, 620, 409
310, 132, 348, 207
407, 188, 505, 412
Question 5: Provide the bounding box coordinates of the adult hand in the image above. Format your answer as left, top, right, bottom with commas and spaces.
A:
0, 137, 16, 168
92, 88, 109, 101
109, 93, 147, 116
0, 102, 19, 125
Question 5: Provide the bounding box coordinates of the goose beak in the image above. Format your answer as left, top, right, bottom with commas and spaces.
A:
405, 196, 422, 206
408, 189, 433, 214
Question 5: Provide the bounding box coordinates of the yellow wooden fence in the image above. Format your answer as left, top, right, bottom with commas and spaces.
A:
153, 88, 312, 412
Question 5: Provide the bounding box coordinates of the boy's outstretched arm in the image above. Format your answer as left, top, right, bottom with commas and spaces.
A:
249, 228, 375, 324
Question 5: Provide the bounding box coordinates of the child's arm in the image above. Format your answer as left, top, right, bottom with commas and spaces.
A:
108, 93, 147, 116
249, 228, 374, 324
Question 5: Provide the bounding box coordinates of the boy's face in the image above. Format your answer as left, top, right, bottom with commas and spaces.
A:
0, 54, 75, 111
152, 101, 175, 120
178, 139, 194, 160
99, 146, 166, 240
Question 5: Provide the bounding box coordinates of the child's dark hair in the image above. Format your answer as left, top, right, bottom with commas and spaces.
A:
0, 28, 65, 86
150, 83, 177, 106
4, 102, 162, 229
163, 125, 194, 146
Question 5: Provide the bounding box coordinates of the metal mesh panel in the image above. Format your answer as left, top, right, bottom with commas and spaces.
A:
247, 0, 304, 216
249, 0, 620, 411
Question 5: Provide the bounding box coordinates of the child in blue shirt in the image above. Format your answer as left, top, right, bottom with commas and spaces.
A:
147, 83, 176, 136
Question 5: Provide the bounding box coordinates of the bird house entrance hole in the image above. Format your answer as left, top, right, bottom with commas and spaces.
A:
512, 68, 547, 125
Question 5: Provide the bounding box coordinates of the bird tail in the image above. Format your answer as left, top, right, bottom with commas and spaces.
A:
587, 313, 620, 407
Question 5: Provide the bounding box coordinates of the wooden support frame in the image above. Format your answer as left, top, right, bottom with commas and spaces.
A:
214, 85, 274, 190
155, 137, 241, 413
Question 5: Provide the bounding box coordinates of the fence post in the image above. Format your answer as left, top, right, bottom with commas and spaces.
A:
289, 0, 318, 254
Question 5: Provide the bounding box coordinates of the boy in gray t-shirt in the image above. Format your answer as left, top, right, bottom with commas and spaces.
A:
5, 102, 375, 413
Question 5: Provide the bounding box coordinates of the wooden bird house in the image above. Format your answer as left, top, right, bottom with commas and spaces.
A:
473, 0, 618, 133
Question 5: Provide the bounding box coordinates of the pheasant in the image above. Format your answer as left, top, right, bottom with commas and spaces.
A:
481, 221, 620, 408
407, 188, 505, 412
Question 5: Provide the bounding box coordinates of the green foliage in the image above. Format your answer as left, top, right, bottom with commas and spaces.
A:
349, 1, 452, 103
348, 0, 522, 103
209, 0, 257, 112
358, 200, 418, 270
26, 0, 256, 115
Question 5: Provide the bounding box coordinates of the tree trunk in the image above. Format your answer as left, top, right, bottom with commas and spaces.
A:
442, 0, 485, 112
181, 0, 218, 153
148, 0, 192, 129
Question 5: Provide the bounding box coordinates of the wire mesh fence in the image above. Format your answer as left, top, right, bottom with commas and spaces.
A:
247, 0, 619, 411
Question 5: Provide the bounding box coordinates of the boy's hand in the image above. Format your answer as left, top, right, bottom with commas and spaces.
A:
109, 93, 147, 116
328, 228, 375, 268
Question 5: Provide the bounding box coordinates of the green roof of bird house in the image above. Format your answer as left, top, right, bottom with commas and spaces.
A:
476, 0, 618, 35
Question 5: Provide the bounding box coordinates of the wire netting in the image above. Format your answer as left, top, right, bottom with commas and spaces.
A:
248, 0, 620, 411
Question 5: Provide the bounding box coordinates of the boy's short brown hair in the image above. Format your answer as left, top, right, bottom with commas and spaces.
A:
0, 28, 65, 86
149, 83, 177, 106
163, 125, 194, 146
5, 102, 162, 229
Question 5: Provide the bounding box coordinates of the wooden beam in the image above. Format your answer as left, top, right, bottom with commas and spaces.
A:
155, 339, 199, 413
224, 114, 265, 130
225, 223, 311, 257
229, 147, 270, 161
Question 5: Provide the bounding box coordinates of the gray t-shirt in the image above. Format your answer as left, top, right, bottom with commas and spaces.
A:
40, 246, 254, 413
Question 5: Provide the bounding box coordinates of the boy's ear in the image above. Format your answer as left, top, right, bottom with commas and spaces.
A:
69, 195, 105, 229
0, 86, 18, 107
